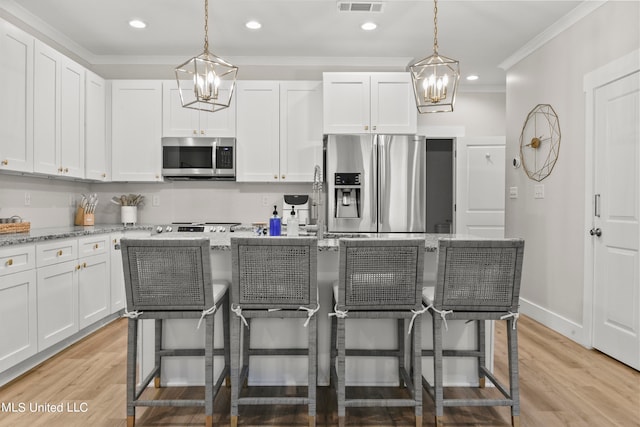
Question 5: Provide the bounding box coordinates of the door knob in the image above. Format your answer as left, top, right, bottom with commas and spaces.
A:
589, 228, 602, 237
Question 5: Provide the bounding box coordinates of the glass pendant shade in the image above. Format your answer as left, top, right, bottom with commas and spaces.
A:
175, 0, 238, 113
409, 52, 460, 113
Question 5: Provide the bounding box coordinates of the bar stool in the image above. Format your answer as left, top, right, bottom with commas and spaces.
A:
120, 238, 230, 427
329, 238, 425, 427
229, 236, 318, 427
421, 238, 525, 427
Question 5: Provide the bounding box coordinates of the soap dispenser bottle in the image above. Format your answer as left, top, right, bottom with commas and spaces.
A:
287, 206, 299, 236
269, 205, 281, 236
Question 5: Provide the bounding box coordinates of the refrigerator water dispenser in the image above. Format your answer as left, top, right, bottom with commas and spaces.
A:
334, 173, 361, 218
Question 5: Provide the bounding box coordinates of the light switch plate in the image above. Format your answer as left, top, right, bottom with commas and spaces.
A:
509, 187, 518, 199
152, 195, 160, 207
534, 184, 545, 199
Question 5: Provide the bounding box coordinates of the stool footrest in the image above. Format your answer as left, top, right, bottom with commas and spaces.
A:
344, 398, 419, 408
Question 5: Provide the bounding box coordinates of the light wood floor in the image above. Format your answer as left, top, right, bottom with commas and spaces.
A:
0, 315, 638, 426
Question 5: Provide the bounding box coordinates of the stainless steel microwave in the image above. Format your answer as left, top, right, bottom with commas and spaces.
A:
162, 137, 236, 180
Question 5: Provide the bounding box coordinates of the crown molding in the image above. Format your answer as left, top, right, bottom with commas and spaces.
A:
499, 0, 608, 71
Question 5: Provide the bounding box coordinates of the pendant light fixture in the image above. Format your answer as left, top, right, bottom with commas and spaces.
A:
409, 0, 460, 113
175, 0, 238, 113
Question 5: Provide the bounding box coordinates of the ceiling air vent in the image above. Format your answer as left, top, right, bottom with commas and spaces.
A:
337, 2, 384, 13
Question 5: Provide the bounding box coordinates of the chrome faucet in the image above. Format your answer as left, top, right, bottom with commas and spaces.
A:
312, 165, 324, 238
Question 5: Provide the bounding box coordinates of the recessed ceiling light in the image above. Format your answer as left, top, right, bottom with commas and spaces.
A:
466, 75, 479, 81
245, 20, 262, 30
129, 19, 146, 29
361, 22, 377, 31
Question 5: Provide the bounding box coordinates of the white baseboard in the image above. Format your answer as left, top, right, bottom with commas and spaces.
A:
520, 298, 590, 348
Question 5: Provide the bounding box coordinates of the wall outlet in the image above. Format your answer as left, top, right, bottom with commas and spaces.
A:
509, 187, 518, 199
69, 195, 75, 207
24, 192, 31, 206
152, 195, 160, 207
534, 184, 545, 199
262, 195, 269, 207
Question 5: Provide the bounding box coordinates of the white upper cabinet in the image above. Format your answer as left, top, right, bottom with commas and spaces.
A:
0, 21, 33, 173
111, 80, 163, 182
162, 80, 236, 137
236, 81, 279, 182
236, 81, 322, 182
323, 72, 416, 134
85, 70, 108, 181
33, 41, 85, 178
279, 81, 323, 182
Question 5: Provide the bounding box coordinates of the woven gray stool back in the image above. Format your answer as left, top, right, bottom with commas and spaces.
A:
434, 239, 522, 312
230, 237, 318, 427
120, 238, 230, 427
425, 238, 525, 427
331, 238, 425, 427
338, 239, 424, 310
123, 239, 213, 311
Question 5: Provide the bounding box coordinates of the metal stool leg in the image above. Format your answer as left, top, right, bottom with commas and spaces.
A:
433, 314, 444, 427
126, 318, 138, 427
154, 318, 162, 388
477, 319, 486, 388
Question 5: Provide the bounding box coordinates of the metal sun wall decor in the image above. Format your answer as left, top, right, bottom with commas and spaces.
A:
519, 104, 561, 182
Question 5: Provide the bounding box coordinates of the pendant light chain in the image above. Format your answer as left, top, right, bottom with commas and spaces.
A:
433, 0, 439, 54
203, 0, 209, 54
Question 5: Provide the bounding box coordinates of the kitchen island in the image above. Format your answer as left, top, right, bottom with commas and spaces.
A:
139, 230, 490, 388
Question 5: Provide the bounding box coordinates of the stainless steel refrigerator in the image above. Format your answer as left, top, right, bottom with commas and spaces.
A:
324, 134, 426, 233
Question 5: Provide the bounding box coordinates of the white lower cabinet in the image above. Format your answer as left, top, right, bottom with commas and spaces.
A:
36, 259, 79, 350
35, 234, 111, 351
0, 245, 37, 372
77, 235, 110, 329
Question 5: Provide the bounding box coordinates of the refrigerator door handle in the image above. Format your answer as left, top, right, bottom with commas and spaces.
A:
377, 136, 385, 229
371, 136, 378, 229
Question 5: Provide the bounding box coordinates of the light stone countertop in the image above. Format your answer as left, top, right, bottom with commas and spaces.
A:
0, 224, 153, 247
0, 223, 456, 252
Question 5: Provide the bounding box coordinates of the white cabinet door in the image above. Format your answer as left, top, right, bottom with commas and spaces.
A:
370, 73, 416, 134
323, 72, 417, 134
0, 21, 33, 173
279, 81, 323, 182
36, 260, 79, 350
0, 269, 37, 372
59, 57, 85, 178
322, 72, 370, 134
78, 252, 109, 329
236, 81, 280, 182
33, 41, 85, 178
111, 80, 163, 182
163, 80, 236, 137
33, 41, 61, 176
85, 70, 108, 181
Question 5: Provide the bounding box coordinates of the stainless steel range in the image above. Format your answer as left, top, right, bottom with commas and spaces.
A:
154, 222, 241, 234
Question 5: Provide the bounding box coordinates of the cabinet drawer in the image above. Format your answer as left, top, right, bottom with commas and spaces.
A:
0, 245, 36, 276
36, 239, 78, 267
78, 234, 109, 257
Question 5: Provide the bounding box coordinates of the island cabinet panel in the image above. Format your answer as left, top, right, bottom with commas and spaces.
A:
0, 20, 34, 173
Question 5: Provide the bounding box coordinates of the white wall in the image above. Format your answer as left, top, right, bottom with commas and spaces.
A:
505, 1, 640, 343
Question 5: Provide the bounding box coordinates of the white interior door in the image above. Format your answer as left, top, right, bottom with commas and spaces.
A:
455, 136, 506, 237
592, 70, 640, 370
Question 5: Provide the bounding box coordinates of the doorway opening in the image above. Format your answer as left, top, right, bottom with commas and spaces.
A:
426, 138, 454, 233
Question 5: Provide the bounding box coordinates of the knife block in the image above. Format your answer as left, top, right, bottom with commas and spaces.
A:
74, 206, 95, 226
